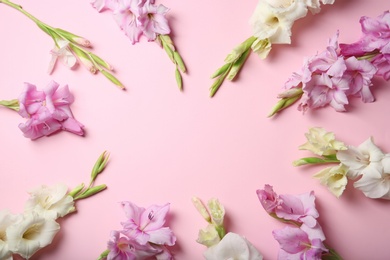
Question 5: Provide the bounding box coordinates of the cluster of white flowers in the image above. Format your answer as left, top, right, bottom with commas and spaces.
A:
249, 0, 335, 57
296, 127, 390, 200
0, 184, 74, 259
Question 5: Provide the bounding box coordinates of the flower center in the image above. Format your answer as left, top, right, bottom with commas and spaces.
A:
23, 223, 43, 240
0, 231, 6, 241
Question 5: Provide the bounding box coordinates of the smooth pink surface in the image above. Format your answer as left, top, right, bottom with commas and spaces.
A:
1, 0, 389, 259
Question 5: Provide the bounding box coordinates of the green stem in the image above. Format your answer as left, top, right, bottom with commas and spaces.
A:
0, 0, 53, 33
293, 157, 340, 166
0, 99, 19, 111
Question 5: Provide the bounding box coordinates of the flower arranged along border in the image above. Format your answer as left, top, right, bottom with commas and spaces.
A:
0, 0, 389, 259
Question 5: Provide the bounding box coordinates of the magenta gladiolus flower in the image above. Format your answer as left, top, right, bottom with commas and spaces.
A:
273, 226, 328, 260
17, 81, 84, 140
121, 202, 176, 246
340, 11, 390, 56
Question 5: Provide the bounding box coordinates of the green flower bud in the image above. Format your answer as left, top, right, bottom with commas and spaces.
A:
208, 198, 225, 226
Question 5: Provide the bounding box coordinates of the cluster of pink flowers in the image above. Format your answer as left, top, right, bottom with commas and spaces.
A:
92, 0, 170, 44
270, 11, 390, 116
257, 185, 337, 260
102, 201, 176, 260
17, 81, 84, 140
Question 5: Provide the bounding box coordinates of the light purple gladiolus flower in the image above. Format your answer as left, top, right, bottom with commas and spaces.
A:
107, 230, 161, 260
273, 226, 328, 260
256, 184, 282, 214
17, 81, 84, 140
121, 202, 176, 247
138, 3, 170, 41
275, 191, 320, 229
92, 0, 170, 44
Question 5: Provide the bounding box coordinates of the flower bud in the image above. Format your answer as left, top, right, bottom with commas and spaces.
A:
277, 88, 303, 99
91, 151, 110, 182
192, 197, 211, 223
251, 38, 272, 59
208, 198, 225, 226
73, 37, 91, 47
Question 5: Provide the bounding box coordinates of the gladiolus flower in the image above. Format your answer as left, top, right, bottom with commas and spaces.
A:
203, 232, 263, 260
299, 127, 347, 156
17, 81, 84, 140
337, 137, 384, 179
47, 39, 77, 74
313, 164, 349, 197
121, 202, 176, 246
24, 183, 75, 219
7, 213, 60, 259
273, 226, 327, 260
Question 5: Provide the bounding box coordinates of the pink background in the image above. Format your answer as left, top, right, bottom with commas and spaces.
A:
1, 0, 389, 259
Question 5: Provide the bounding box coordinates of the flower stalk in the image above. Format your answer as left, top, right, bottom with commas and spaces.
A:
210, 36, 256, 97
158, 35, 187, 90
0, 99, 19, 111
0, 0, 124, 89
70, 151, 109, 201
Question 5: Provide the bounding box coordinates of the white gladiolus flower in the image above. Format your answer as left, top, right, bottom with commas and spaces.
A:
47, 39, 77, 74
24, 183, 75, 219
197, 224, 221, 247
0, 210, 20, 260
313, 164, 348, 197
203, 232, 263, 260
299, 127, 347, 156
7, 212, 60, 259
305, 0, 335, 14
337, 137, 384, 179
354, 155, 390, 200
250, 0, 308, 44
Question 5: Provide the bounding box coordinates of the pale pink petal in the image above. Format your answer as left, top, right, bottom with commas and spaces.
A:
147, 227, 176, 246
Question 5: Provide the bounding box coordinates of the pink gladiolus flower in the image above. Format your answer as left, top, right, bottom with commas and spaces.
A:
112, 0, 144, 44
121, 202, 176, 247
275, 191, 320, 229
17, 81, 84, 140
92, 0, 170, 44
371, 54, 390, 80
256, 184, 282, 214
340, 11, 390, 56
343, 56, 377, 102
273, 226, 328, 260
138, 3, 170, 41
106, 231, 160, 260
